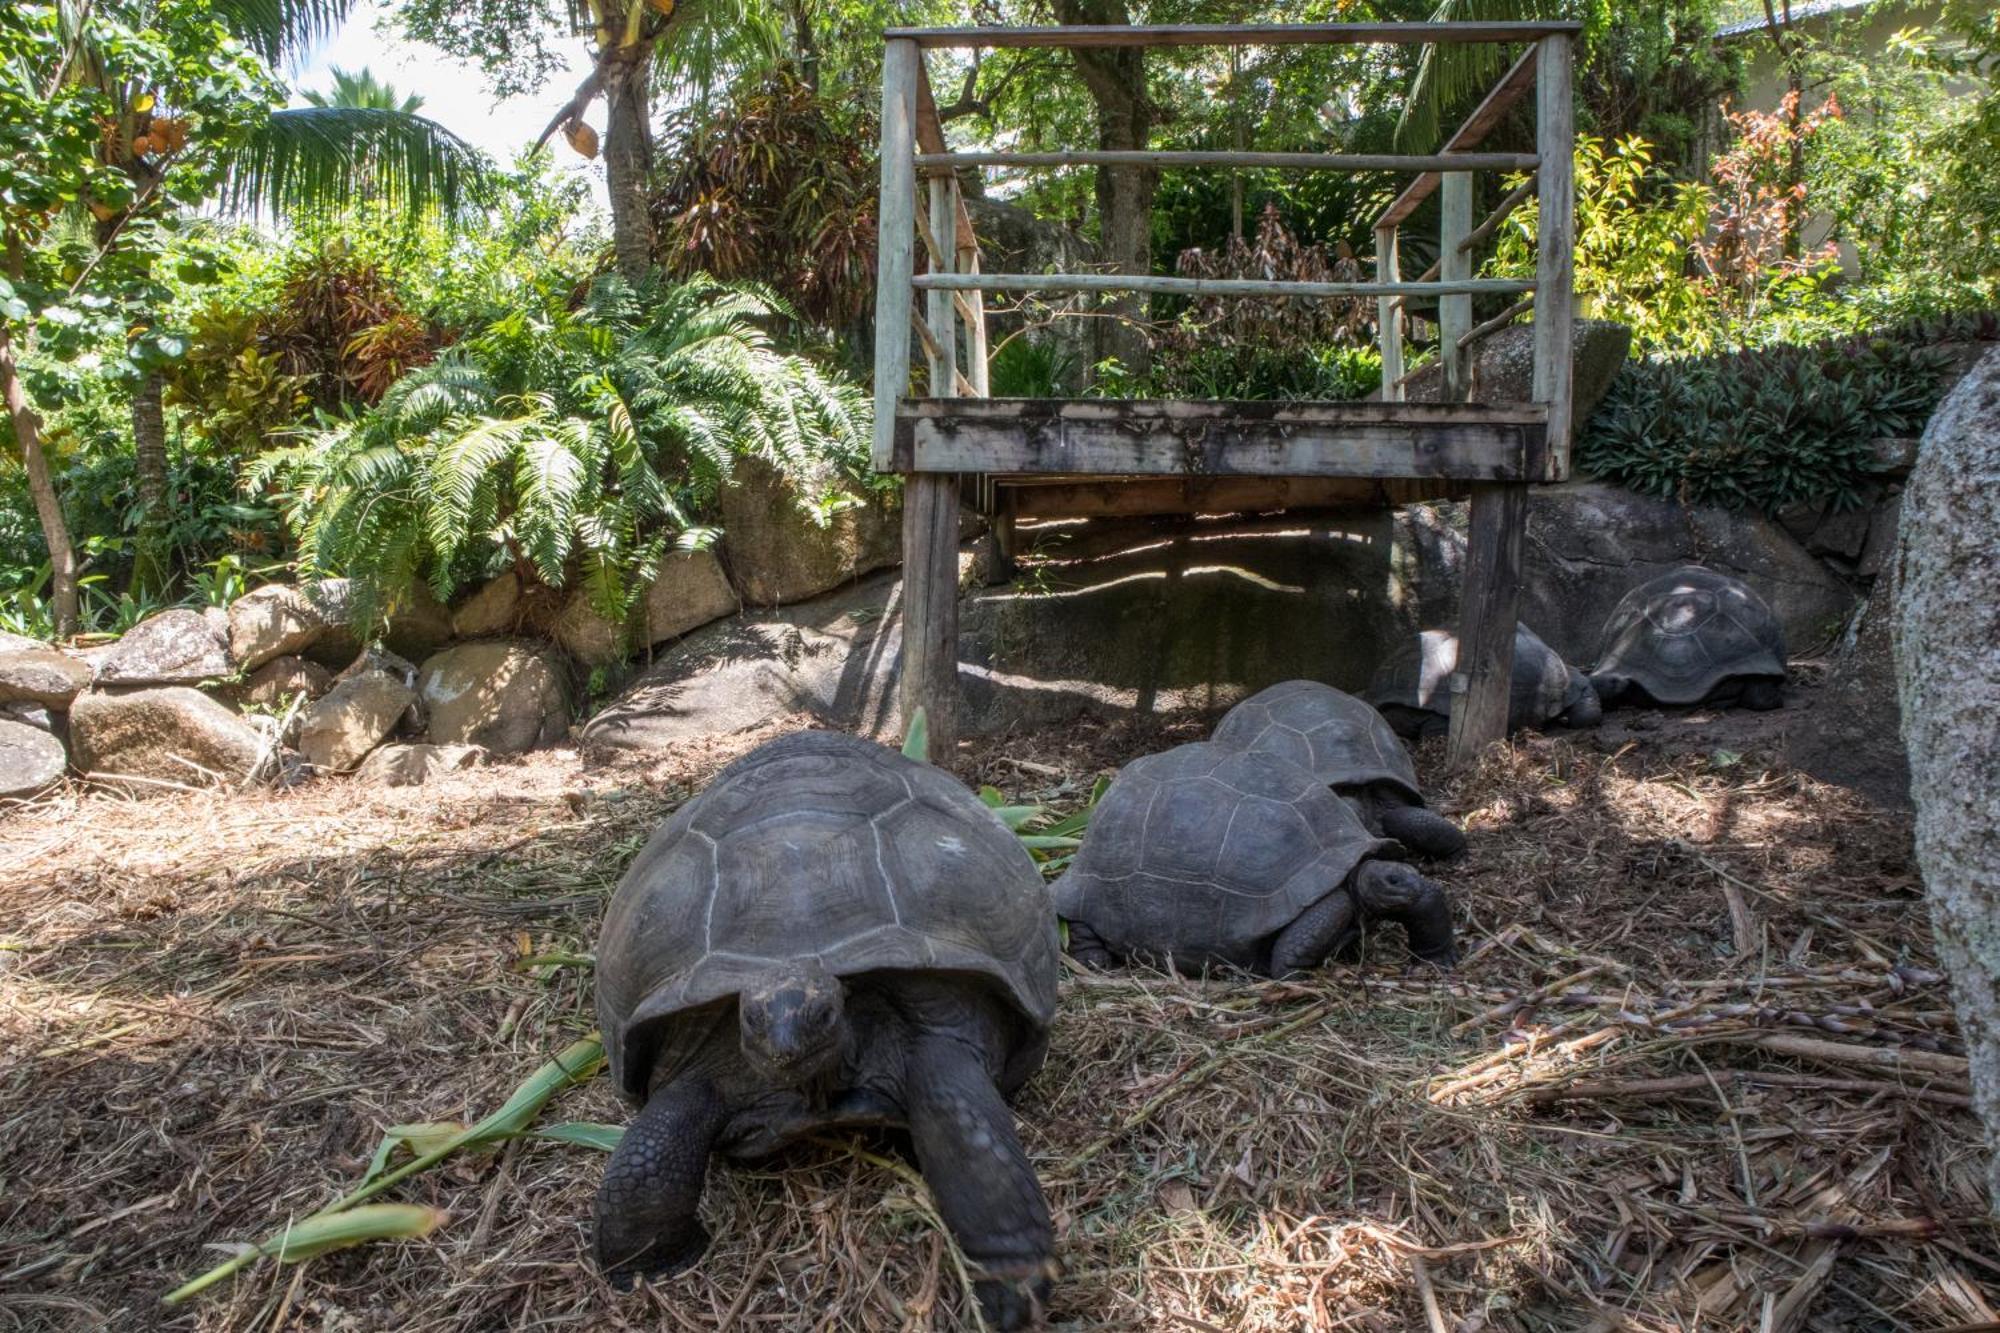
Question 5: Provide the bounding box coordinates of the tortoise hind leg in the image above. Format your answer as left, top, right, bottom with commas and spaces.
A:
1377, 803, 1467, 861
903, 1028, 1054, 1331
1737, 678, 1783, 710
1352, 860, 1457, 968
1268, 889, 1359, 978
594, 1075, 727, 1288
1064, 918, 1116, 969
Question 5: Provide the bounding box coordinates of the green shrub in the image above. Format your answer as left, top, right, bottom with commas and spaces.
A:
1577, 320, 1985, 512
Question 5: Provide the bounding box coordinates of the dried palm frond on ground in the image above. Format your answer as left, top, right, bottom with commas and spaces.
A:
1, 701, 1995, 1332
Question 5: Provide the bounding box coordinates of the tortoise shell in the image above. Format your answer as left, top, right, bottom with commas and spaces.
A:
1366, 624, 1580, 731
595, 730, 1058, 1102
1053, 741, 1392, 971
1211, 679, 1423, 803
1593, 567, 1786, 705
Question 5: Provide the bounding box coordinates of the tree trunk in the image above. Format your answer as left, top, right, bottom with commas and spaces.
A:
130, 368, 171, 600
0, 325, 80, 637
603, 46, 655, 286
1053, 0, 1155, 378
1894, 347, 2000, 1213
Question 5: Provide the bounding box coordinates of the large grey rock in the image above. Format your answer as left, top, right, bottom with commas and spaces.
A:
451, 571, 522, 638
719, 457, 902, 607
548, 589, 636, 668
1788, 571, 1907, 807
95, 610, 232, 685
228, 584, 329, 670
644, 549, 737, 646
1470, 481, 1856, 662
297, 579, 364, 667
417, 640, 569, 754
1892, 348, 2000, 1210
1403, 318, 1632, 425
0, 649, 92, 708
584, 515, 1458, 757
0, 718, 66, 798
68, 687, 268, 788
353, 742, 487, 787
239, 655, 334, 707
0, 629, 45, 654
299, 670, 418, 773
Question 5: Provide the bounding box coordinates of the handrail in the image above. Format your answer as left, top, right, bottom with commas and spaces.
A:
913, 150, 1537, 172
884, 22, 1584, 49
912, 273, 1535, 299
1373, 45, 1540, 230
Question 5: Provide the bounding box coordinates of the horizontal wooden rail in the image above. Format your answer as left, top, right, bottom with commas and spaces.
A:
913, 273, 1536, 299
915, 150, 1537, 173
885, 22, 1583, 49
1374, 45, 1540, 230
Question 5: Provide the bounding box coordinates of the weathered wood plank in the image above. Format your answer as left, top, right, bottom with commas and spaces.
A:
1447, 481, 1528, 768
886, 22, 1583, 49
914, 150, 1537, 172
912, 273, 1534, 299
893, 399, 1543, 479
926, 176, 957, 395
1534, 32, 1576, 480
1374, 46, 1540, 230
900, 473, 962, 759
1375, 227, 1404, 403
1440, 171, 1473, 401
1001, 475, 1459, 519
871, 39, 921, 472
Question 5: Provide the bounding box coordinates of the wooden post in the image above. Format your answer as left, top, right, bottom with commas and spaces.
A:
901, 90, 965, 759
1533, 31, 1576, 477
1447, 482, 1527, 769
871, 38, 920, 472
1438, 170, 1472, 402
1375, 226, 1404, 402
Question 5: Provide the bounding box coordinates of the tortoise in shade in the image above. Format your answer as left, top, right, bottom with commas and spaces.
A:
1366, 624, 1602, 741
1590, 567, 1787, 710
1212, 679, 1466, 860
593, 730, 1059, 1329
1054, 740, 1456, 977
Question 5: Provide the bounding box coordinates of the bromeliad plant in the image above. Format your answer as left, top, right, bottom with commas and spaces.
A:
251, 274, 869, 628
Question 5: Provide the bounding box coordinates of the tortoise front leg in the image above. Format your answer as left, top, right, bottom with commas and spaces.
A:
904, 1032, 1054, 1331
1268, 887, 1359, 977
1352, 860, 1457, 967
594, 1074, 727, 1288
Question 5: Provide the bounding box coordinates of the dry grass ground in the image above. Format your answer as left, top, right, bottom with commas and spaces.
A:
1, 698, 1995, 1332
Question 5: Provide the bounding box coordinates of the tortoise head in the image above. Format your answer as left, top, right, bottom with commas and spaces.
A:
1561, 667, 1604, 727
1587, 671, 1630, 709
738, 959, 848, 1085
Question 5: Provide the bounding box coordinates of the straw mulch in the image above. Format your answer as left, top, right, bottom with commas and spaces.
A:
1, 706, 1994, 1332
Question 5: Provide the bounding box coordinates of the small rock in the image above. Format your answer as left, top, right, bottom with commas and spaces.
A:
1867, 437, 1919, 477
382, 582, 455, 661
335, 645, 419, 689
645, 549, 738, 646
68, 687, 269, 789
1775, 499, 1825, 544
1806, 505, 1872, 561
228, 584, 330, 670
0, 629, 46, 654
299, 670, 420, 773
719, 456, 902, 607
353, 742, 487, 787
1, 700, 57, 734
452, 571, 522, 638
418, 640, 569, 755
239, 655, 335, 707
0, 649, 92, 708
0, 718, 66, 798
1857, 494, 1902, 581
550, 589, 637, 668
299, 579, 365, 667
95, 610, 232, 686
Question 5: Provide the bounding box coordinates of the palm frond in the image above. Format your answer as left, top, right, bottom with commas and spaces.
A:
209, 0, 359, 65
220, 106, 489, 220
1396, 0, 1572, 152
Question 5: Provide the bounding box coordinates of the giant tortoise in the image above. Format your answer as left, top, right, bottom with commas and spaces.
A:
1366, 624, 1602, 740
593, 730, 1059, 1328
1591, 567, 1787, 709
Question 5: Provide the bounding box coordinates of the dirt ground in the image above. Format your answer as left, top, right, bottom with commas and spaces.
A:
2, 688, 1995, 1332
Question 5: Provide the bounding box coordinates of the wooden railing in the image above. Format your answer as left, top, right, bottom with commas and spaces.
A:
871, 20, 1578, 472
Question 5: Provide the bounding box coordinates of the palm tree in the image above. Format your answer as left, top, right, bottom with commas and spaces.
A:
1395, 0, 1576, 153
302, 65, 425, 113
51, 0, 488, 602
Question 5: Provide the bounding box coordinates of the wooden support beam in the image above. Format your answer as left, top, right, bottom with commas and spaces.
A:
893, 399, 1544, 479
1001, 475, 1456, 519
914, 150, 1537, 172
887, 22, 1582, 49
1447, 481, 1528, 768
1375, 226, 1404, 403
901, 473, 962, 761
871, 39, 920, 471
1533, 31, 1576, 479
912, 273, 1534, 299
926, 176, 957, 395
1374, 46, 1540, 231
1439, 171, 1473, 401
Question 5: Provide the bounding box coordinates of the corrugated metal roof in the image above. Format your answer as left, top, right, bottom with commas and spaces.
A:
1715, 0, 1881, 39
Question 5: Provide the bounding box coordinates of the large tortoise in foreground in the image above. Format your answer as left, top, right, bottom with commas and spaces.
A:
1055, 741, 1456, 976
1212, 679, 1466, 860
594, 730, 1059, 1329
1591, 566, 1787, 710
